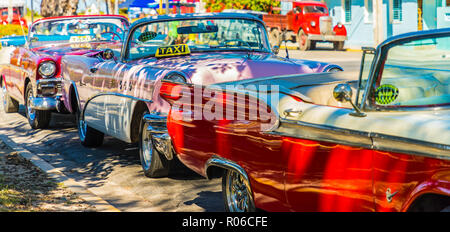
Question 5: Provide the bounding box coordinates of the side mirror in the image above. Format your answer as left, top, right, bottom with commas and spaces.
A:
272, 45, 280, 55
102, 49, 115, 60
333, 83, 366, 117
333, 83, 353, 102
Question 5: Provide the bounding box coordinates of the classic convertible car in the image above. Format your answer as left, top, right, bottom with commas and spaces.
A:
0, 15, 129, 128
161, 28, 450, 211
59, 13, 342, 177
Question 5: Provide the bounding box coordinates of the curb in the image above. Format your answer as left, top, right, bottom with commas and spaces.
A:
0, 134, 121, 212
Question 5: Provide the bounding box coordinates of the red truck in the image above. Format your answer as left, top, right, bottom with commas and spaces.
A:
0, 8, 27, 28
264, 1, 347, 50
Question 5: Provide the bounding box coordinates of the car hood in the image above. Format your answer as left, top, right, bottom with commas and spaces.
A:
132, 52, 340, 85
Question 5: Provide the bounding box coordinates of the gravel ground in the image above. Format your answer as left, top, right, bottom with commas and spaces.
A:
0, 141, 96, 212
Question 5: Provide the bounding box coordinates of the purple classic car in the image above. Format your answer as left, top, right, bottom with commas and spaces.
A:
59, 13, 342, 177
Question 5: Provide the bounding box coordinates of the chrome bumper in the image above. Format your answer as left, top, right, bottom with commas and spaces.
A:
30, 78, 63, 111
30, 95, 63, 111
143, 113, 174, 160
308, 34, 347, 42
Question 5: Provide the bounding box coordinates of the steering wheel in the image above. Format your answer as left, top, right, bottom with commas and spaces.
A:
99, 31, 121, 41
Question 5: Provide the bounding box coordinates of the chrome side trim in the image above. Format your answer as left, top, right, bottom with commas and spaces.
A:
205, 156, 250, 183
269, 119, 373, 149
371, 133, 450, 160
269, 118, 450, 160
82, 92, 153, 118
84, 92, 153, 108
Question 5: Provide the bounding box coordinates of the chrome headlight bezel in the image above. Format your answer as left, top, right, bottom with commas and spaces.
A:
38, 61, 57, 78
311, 21, 316, 27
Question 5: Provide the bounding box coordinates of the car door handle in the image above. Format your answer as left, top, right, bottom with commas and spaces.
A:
90, 67, 98, 73
283, 108, 302, 117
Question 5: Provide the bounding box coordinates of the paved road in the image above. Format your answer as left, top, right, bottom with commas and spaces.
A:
278, 46, 362, 72
0, 50, 361, 212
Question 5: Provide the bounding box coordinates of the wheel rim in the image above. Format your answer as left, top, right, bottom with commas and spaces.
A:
226, 170, 252, 212
300, 31, 306, 46
26, 89, 36, 122
141, 124, 153, 170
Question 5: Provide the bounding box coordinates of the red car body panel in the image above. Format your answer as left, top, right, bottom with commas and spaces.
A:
164, 82, 450, 212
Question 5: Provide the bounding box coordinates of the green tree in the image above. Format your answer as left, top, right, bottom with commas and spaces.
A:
204, 0, 280, 13
40, 0, 79, 17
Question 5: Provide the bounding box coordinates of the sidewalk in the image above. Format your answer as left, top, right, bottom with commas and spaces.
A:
0, 140, 95, 212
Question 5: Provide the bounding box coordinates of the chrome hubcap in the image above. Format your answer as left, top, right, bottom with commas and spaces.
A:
26, 90, 36, 121
141, 124, 153, 170
226, 170, 251, 212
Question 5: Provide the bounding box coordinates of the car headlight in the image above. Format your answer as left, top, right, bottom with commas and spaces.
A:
38, 61, 56, 78
337, 22, 343, 28
164, 72, 186, 83
311, 21, 316, 27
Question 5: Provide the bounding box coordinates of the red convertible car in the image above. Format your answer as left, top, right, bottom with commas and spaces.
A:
0, 15, 129, 128
161, 28, 450, 212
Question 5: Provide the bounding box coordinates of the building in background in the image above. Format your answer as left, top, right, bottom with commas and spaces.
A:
0, 0, 26, 17
325, 0, 450, 48
281, 0, 450, 49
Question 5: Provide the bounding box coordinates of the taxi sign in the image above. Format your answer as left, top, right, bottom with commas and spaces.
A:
155, 44, 190, 58
69, 35, 93, 43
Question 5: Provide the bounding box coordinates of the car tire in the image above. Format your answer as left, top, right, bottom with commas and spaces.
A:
1, 77, 19, 113
25, 82, 51, 129
76, 108, 104, 147
269, 28, 281, 47
297, 29, 310, 51
139, 111, 170, 178
222, 169, 256, 212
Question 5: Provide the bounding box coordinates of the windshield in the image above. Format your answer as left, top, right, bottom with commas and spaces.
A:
303, 6, 327, 14
376, 36, 450, 107
128, 18, 270, 60
29, 17, 129, 48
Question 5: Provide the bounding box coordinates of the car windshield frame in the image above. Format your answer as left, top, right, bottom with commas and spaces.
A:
123, 15, 272, 61
27, 16, 129, 49
360, 29, 450, 112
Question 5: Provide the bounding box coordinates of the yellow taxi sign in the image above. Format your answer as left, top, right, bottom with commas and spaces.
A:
155, 44, 190, 58
69, 35, 93, 43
